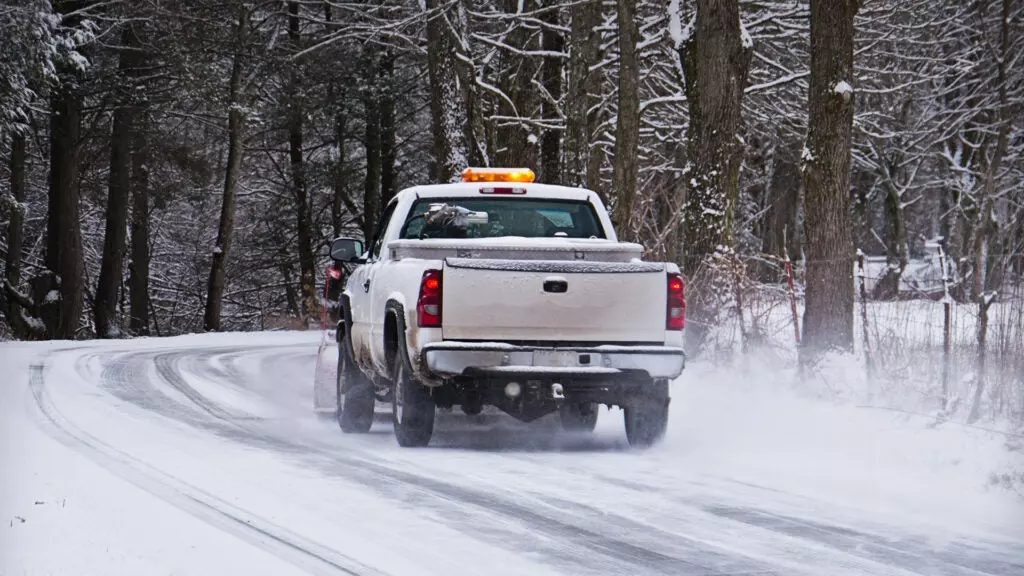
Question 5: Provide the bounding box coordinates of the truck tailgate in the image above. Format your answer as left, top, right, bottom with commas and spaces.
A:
441, 258, 667, 343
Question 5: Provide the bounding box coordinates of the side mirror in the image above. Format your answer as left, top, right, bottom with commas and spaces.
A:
330, 237, 364, 263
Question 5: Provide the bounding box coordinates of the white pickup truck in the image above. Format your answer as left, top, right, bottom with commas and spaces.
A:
315, 168, 685, 447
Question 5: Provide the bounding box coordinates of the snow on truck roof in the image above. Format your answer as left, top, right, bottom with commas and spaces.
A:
395, 182, 603, 204
392, 167, 605, 205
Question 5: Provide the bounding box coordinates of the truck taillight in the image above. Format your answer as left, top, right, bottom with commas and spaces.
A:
417, 270, 443, 328
667, 273, 685, 330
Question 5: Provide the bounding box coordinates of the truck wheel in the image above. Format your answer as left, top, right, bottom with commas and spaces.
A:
391, 329, 435, 447
624, 379, 669, 448
558, 403, 598, 432
337, 332, 374, 433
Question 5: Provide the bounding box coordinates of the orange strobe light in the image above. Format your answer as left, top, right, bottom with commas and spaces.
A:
461, 167, 536, 183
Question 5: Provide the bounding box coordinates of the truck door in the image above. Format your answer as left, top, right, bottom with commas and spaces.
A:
347, 202, 395, 369
350, 200, 398, 373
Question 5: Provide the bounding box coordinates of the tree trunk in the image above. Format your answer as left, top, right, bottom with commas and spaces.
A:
448, 0, 488, 168
332, 108, 355, 237
800, 0, 859, 359
642, 139, 685, 263
850, 168, 874, 260
679, 0, 752, 267
3, 133, 28, 337
425, 0, 471, 182
564, 0, 601, 188
873, 180, 908, 300
491, 1, 538, 170
677, 0, 753, 352
539, 5, 564, 184
95, 26, 141, 338
968, 296, 994, 423
46, 82, 85, 340
204, 6, 248, 332
326, 4, 348, 238
129, 111, 151, 335
281, 262, 300, 316
763, 137, 802, 264
379, 51, 397, 204
971, 0, 1013, 301
611, 0, 640, 238
586, 122, 605, 202
287, 1, 316, 320
362, 51, 382, 243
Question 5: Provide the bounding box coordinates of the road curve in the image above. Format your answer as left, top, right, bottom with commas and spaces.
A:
24, 334, 1024, 576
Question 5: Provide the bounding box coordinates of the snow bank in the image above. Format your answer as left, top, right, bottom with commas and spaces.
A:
0, 342, 314, 576
656, 358, 1024, 538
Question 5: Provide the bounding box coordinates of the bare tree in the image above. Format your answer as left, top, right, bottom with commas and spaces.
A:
128, 110, 150, 335
425, 0, 471, 182
800, 0, 860, 359
538, 2, 564, 183
611, 0, 640, 237
362, 48, 383, 242
380, 51, 398, 204
204, 3, 249, 332
46, 78, 85, 339
679, 0, 752, 262
563, 0, 602, 188
676, 0, 753, 349
966, 0, 1019, 423
2, 134, 28, 337
95, 24, 142, 338
286, 1, 317, 320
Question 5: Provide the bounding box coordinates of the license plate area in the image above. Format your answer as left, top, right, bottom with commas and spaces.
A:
532, 350, 593, 367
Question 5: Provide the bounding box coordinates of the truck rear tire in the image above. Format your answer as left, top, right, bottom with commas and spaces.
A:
624, 379, 669, 448
391, 325, 435, 447
558, 402, 598, 432
337, 332, 374, 433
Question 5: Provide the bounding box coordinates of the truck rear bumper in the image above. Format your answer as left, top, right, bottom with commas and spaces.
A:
421, 342, 685, 380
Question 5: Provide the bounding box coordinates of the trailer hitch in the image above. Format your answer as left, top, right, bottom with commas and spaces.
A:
551, 382, 565, 403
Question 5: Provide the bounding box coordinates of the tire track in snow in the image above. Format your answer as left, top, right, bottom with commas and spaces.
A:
153, 350, 260, 421
82, 347, 783, 575
701, 506, 1024, 576
166, 348, 788, 573
28, 362, 381, 576
165, 348, 947, 575
53, 343, 1022, 576
545, 470, 1021, 576
183, 345, 1019, 576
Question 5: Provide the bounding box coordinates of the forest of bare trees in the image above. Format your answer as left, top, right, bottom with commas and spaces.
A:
2, 0, 1022, 375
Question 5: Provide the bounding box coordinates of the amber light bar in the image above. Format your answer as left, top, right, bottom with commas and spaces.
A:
461, 167, 536, 183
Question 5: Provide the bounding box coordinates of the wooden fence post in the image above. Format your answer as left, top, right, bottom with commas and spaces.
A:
938, 246, 952, 410
969, 292, 995, 424
857, 250, 874, 380
784, 228, 800, 346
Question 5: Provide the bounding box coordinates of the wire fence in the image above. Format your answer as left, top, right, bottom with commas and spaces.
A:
692, 251, 1024, 428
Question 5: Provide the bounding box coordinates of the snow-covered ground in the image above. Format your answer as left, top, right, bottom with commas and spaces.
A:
2, 331, 1022, 575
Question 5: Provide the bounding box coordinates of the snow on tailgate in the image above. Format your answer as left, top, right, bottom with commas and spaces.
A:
389, 236, 645, 262
445, 258, 665, 273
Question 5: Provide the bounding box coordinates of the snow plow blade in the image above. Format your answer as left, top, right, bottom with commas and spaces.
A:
313, 336, 338, 414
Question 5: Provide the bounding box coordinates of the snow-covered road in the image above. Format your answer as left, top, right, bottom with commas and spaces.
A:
2, 331, 1022, 575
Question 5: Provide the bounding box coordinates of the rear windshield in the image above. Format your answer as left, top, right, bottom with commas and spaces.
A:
400, 198, 606, 240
